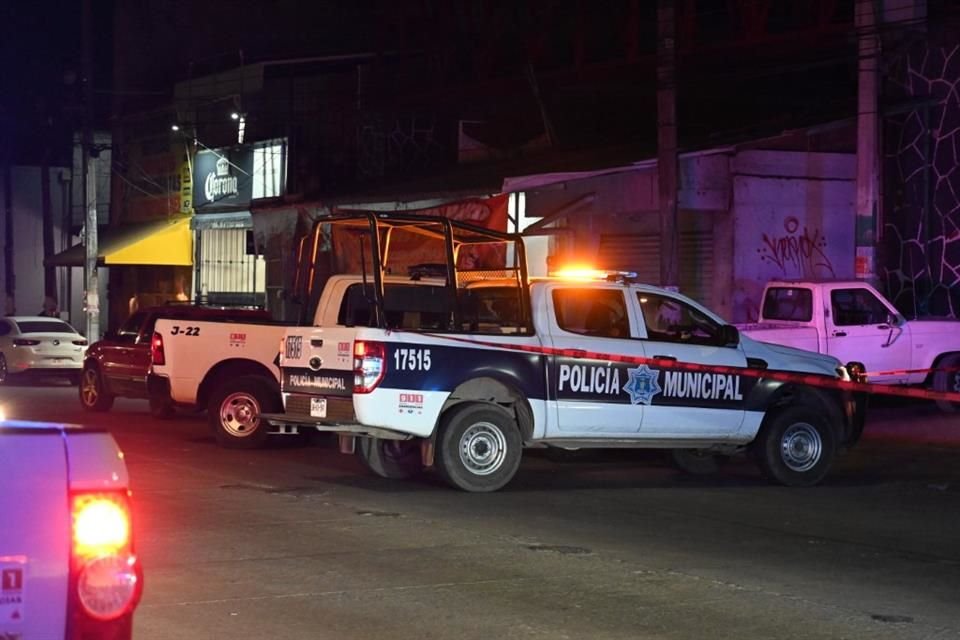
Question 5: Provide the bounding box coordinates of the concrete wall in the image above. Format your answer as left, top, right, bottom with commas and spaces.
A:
518, 148, 856, 323
730, 151, 856, 322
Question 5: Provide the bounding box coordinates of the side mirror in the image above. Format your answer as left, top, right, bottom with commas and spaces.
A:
719, 324, 740, 347
886, 312, 900, 327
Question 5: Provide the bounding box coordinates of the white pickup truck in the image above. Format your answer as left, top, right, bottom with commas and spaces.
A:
267, 213, 868, 492
0, 420, 143, 639
738, 280, 960, 401
148, 317, 290, 448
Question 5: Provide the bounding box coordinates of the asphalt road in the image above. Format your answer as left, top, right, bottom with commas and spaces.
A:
3, 381, 960, 640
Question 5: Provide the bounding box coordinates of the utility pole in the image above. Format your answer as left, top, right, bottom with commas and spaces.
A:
41, 138, 56, 305
855, 0, 880, 283
82, 0, 99, 339
3, 160, 13, 315
657, 0, 679, 290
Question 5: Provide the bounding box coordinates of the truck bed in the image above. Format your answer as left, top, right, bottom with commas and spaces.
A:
737, 322, 820, 353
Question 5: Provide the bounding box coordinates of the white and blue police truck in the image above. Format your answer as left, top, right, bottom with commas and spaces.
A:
267, 213, 866, 492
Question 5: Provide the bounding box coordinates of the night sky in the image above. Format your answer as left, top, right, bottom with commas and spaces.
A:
0, 0, 111, 166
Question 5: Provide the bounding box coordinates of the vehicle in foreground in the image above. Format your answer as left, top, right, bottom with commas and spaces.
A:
0, 317, 87, 385
738, 280, 960, 408
268, 213, 868, 492
80, 304, 272, 418
0, 419, 142, 638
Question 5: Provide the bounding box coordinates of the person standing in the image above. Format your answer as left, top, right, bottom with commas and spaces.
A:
38, 295, 59, 317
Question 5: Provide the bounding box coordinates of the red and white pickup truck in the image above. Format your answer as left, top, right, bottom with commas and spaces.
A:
738, 280, 960, 406
0, 420, 142, 639
147, 316, 288, 448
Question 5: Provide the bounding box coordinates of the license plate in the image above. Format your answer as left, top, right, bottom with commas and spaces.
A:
310, 397, 327, 418
0, 556, 26, 628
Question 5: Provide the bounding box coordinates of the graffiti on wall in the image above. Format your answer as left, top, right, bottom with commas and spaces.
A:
757, 216, 836, 279
883, 39, 960, 318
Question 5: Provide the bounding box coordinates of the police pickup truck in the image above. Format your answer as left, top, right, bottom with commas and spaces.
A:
0, 419, 143, 638
267, 213, 866, 492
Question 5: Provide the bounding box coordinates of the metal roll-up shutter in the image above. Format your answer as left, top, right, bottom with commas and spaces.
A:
597, 229, 714, 306
597, 234, 661, 284
679, 230, 713, 306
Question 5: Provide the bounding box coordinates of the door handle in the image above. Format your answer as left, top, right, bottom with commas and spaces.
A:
877, 325, 890, 330
653, 355, 677, 361
832, 331, 847, 337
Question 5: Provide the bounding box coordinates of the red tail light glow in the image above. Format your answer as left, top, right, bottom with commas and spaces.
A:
73, 339, 88, 346
12, 338, 40, 346
73, 495, 130, 559
150, 331, 165, 365
353, 340, 386, 393
69, 491, 142, 631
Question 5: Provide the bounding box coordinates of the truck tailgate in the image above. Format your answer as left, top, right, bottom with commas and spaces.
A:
152, 319, 289, 404
280, 326, 358, 420
0, 427, 69, 639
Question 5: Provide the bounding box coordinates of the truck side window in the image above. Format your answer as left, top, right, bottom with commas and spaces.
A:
552, 289, 629, 338
637, 292, 723, 346
762, 287, 813, 321
338, 283, 453, 330
830, 289, 889, 326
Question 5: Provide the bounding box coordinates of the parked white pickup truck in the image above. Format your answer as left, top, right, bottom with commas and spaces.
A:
148, 317, 290, 448
738, 280, 960, 401
0, 420, 143, 639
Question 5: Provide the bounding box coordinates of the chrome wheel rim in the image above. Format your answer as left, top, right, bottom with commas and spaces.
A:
780, 422, 822, 472
220, 392, 261, 438
81, 369, 99, 405
458, 421, 507, 476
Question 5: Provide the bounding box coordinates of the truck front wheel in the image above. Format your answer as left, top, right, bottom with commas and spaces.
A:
754, 404, 836, 487
208, 376, 278, 449
358, 437, 422, 479
436, 403, 522, 493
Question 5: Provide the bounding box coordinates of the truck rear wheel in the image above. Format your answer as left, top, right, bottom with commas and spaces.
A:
932, 353, 960, 413
358, 437, 422, 479
436, 403, 522, 493
754, 404, 836, 487
208, 376, 278, 449
79, 365, 114, 412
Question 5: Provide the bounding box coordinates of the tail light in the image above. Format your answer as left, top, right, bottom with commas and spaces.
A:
68, 490, 142, 637
73, 339, 88, 346
150, 331, 165, 366
12, 338, 39, 346
353, 340, 386, 393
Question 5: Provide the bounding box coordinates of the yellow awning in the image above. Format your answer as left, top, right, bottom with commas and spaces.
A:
47, 217, 193, 267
